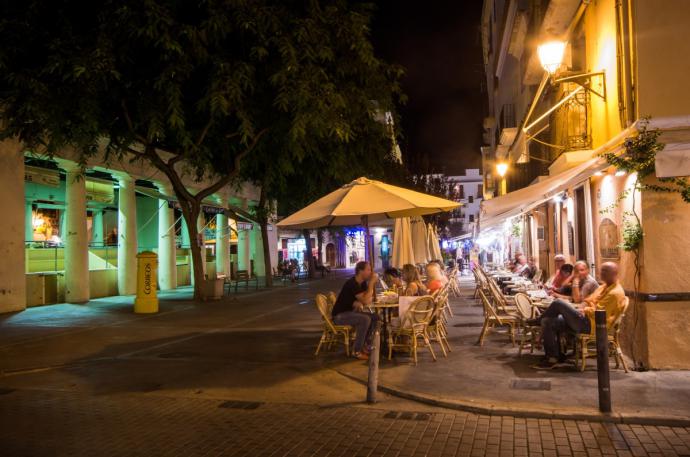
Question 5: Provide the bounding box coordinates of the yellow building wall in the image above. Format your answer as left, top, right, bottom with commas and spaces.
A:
633, 0, 690, 118
583, 0, 623, 148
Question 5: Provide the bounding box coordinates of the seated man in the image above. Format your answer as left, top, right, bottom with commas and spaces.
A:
551, 261, 599, 304
530, 262, 626, 369
545, 254, 567, 288
332, 261, 380, 360
519, 256, 538, 279
513, 254, 530, 276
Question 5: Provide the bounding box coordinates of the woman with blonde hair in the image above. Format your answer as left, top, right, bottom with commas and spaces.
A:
426, 262, 445, 294
401, 264, 427, 296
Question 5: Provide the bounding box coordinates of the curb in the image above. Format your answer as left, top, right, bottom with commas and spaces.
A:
336, 370, 690, 427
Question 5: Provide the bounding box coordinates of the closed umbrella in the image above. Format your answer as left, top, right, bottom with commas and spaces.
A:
391, 217, 415, 269
410, 216, 430, 264
277, 177, 460, 262
427, 223, 443, 261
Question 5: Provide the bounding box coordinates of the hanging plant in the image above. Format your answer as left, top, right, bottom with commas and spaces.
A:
620, 212, 643, 252
510, 222, 521, 238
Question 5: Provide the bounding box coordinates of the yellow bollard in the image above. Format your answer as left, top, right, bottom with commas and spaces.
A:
134, 251, 159, 313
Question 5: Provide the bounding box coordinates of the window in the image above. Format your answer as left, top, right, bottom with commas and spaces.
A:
469, 196, 474, 204
469, 214, 475, 223
458, 185, 465, 199
477, 184, 483, 197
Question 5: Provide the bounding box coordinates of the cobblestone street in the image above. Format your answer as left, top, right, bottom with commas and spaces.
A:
2, 389, 690, 457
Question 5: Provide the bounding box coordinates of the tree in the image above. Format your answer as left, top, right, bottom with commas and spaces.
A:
0, 0, 402, 297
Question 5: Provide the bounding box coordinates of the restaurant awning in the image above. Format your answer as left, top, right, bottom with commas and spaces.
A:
656, 142, 690, 178
480, 124, 637, 233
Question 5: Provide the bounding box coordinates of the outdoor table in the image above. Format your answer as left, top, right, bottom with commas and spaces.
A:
371, 301, 399, 355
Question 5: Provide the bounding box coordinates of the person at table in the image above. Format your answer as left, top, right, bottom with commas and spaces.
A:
519, 256, 538, 279
401, 264, 427, 296
425, 263, 445, 294
529, 262, 626, 369
512, 254, 530, 276
545, 254, 567, 288
551, 261, 599, 303
548, 263, 574, 296
332, 261, 380, 360
383, 267, 402, 291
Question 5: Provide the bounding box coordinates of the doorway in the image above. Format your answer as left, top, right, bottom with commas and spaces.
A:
325, 242, 336, 267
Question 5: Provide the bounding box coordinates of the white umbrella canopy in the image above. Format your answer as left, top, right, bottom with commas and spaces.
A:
427, 223, 443, 261
276, 177, 461, 229
391, 218, 415, 269
410, 216, 430, 264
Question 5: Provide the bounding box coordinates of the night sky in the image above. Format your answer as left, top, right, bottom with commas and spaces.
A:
371, 0, 485, 176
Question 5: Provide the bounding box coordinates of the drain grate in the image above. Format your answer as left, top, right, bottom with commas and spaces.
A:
453, 322, 484, 328
510, 379, 551, 391
383, 411, 431, 421
219, 400, 263, 410
158, 352, 198, 359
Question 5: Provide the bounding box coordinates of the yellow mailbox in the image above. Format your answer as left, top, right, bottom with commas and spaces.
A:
135, 251, 158, 313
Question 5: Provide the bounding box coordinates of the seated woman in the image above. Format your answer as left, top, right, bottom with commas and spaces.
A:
425, 262, 445, 294
549, 263, 574, 299
382, 267, 402, 291
401, 264, 427, 296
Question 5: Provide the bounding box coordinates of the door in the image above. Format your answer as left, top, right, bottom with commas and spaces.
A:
325, 243, 336, 267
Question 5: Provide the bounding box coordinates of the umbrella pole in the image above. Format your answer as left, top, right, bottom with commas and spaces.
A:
362, 215, 372, 263
361, 214, 380, 403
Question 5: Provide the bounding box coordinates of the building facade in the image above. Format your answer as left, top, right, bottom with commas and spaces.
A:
0, 145, 278, 313
447, 169, 484, 236
478, 0, 690, 369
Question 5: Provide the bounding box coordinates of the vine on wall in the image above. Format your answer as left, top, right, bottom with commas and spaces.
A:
598, 118, 690, 369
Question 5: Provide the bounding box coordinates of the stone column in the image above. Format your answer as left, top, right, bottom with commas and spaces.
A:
25, 200, 34, 243
215, 212, 230, 277
116, 173, 137, 295
62, 161, 90, 303
0, 139, 27, 313
92, 210, 104, 246
250, 225, 265, 277
156, 183, 177, 290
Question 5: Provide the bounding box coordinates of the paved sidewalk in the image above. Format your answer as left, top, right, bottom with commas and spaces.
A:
340, 277, 690, 424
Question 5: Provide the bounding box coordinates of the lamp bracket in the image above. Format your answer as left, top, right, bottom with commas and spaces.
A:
552, 71, 606, 100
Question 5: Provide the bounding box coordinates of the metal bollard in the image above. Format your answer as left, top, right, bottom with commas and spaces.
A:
595, 309, 611, 413
366, 321, 381, 404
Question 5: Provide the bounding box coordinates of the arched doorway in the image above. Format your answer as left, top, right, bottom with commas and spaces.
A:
325, 243, 336, 267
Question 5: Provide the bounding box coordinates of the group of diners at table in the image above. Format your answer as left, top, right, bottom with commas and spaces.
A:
494, 253, 628, 369
330, 260, 450, 361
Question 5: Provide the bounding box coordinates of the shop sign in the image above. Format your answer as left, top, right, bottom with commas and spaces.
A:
25, 166, 60, 188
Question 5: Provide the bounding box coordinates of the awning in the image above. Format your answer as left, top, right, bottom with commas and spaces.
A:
656, 142, 690, 178
480, 124, 637, 233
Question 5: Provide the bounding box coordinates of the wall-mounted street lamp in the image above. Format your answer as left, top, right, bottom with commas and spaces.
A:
536, 39, 606, 100
496, 162, 509, 178
537, 41, 567, 74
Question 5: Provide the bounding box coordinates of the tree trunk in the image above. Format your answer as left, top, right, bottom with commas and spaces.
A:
179, 200, 206, 301
302, 228, 315, 279
317, 228, 324, 263
258, 186, 273, 288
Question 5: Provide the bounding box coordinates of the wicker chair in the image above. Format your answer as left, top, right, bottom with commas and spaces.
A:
513, 292, 541, 356
427, 286, 451, 356
477, 288, 519, 346
389, 296, 437, 364
314, 294, 354, 357
575, 298, 630, 372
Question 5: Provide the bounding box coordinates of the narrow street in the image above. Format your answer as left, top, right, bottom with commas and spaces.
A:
2, 274, 689, 456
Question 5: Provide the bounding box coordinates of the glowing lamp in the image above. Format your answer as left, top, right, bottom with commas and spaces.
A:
538, 41, 566, 74
496, 162, 509, 178
615, 170, 627, 177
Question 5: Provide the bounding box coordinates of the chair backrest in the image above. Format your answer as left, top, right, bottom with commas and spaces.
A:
478, 288, 506, 324
513, 292, 534, 320
612, 296, 630, 331
400, 296, 435, 329
315, 294, 338, 333
236, 270, 249, 280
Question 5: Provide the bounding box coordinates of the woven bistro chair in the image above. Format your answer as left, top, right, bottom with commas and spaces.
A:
487, 278, 519, 314
513, 292, 541, 356
477, 288, 519, 347
427, 287, 451, 356
389, 296, 437, 364
326, 291, 337, 313
314, 294, 355, 357
575, 298, 630, 373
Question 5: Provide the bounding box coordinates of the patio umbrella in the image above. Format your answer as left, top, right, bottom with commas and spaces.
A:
391, 217, 415, 269
410, 216, 430, 264
427, 223, 443, 261
277, 177, 460, 261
